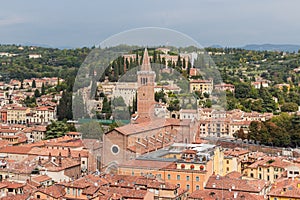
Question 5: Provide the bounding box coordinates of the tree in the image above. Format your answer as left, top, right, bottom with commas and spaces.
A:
131, 93, 137, 114
23, 96, 36, 108
167, 99, 180, 111
234, 128, 246, 140
34, 89, 41, 98
57, 90, 73, 120
155, 90, 166, 103
45, 121, 76, 139
248, 121, 261, 142
259, 87, 276, 112
265, 121, 290, 147
204, 99, 212, 108
281, 102, 298, 112
101, 97, 112, 119
77, 120, 104, 140
235, 83, 251, 98
32, 80, 36, 88
41, 83, 46, 95
251, 99, 264, 112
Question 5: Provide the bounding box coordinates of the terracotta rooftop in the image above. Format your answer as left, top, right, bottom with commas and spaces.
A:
36, 184, 66, 198
1, 181, 25, 189
189, 189, 265, 200
225, 171, 243, 179
99, 187, 148, 199
247, 156, 291, 169
32, 175, 52, 183
40, 157, 80, 172
0, 146, 32, 154
205, 174, 269, 193
119, 159, 173, 170
224, 148, 250, 157
268, 178, 300, 199
28, 147, 89, 158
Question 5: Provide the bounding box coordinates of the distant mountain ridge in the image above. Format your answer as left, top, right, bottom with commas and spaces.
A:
208, 44, 300, 52
20, 43, 300, 52
242, 44, 300, 52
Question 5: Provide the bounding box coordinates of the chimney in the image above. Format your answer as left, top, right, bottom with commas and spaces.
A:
78, 153, 81, 162
38, 157, 41, 165
233, 192, 238, 199
58, 154, 62, 167
68, 148, 71, 158
58, 157, 62, 167
48, 152, 52, 161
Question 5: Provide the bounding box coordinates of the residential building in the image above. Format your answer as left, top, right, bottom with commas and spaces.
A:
214, 83, 235, 93
189, 79, 213, 94
268, 178, 300, 200
118, 143, 221, 193
244, 156, 291, 183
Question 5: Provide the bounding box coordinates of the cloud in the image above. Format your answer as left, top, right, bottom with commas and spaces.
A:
0, 16, 26, 26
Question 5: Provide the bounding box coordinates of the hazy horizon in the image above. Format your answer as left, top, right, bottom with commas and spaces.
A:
1, 0, 300, 48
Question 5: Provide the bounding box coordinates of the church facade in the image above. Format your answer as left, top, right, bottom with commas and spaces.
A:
102, 49, 198, 171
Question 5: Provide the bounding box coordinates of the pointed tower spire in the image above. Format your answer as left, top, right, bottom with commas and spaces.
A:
141, 48, 151, 71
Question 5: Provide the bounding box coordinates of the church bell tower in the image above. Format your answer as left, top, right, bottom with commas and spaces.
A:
136, 48, 156, 120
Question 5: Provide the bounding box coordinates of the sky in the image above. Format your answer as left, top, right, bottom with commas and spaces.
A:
1, 0, 300, 48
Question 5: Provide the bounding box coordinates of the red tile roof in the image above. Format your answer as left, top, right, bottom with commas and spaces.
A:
32, 175, 52, 183
268, 178, 300, 199
205, 174, 268, 193
36, 184, 66, 198
188, 189, 264, 200
0, 146, 32, 154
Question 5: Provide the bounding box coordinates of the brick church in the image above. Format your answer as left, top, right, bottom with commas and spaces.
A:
102, 49, 198, 171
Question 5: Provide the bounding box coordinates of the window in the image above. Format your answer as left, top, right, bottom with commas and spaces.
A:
131, 171, 134, 176
267, 175, 270, 181
226, 160, 229, 164
267, 169, 270, 173
259, 167, 262, 171
78, 189, 81, 196
196, 185, 200, 190
196, 176, 200, 182
250, 173, 254, 178
37, 195, 40, 199
111, 145, 120, 155
167, 174, 171, 180
177, 175, 180, 180
177, 184, 180, 187
82, 161, 85, 164
186, 176, 190, 181
186, 184, 190, 190
67, 188, 70, 194
259, 174, 262, 179
73, 188, 75, 196
226, 167, 229, 172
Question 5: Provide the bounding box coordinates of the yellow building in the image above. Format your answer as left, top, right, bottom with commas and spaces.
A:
223, 148, 250, 175
189, 79, 213, 94
244, 156, 290, 183
6, 106, 29, 124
